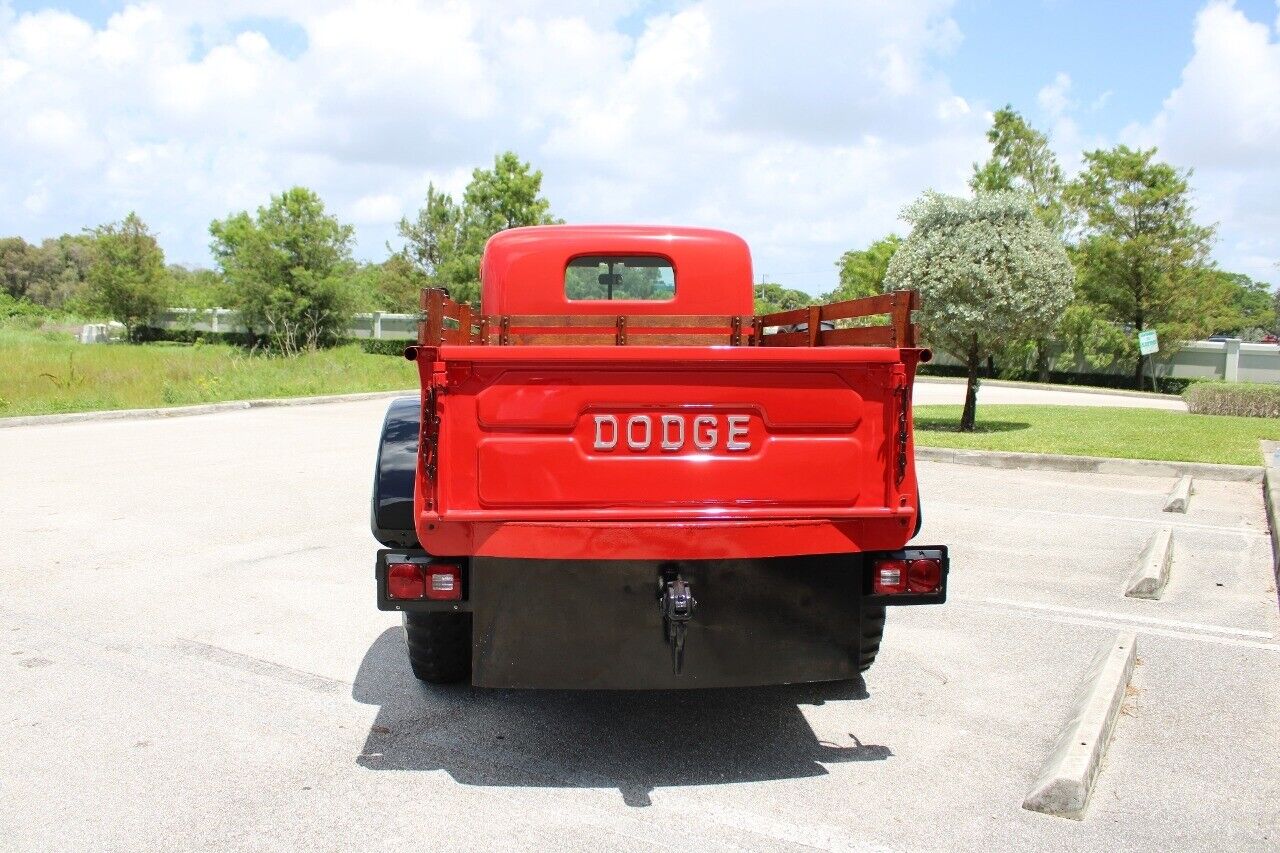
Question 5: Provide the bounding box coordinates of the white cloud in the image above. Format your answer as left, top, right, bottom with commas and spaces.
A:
23, 182, 47, 215
349, 192, 403, 225
1036, 72, 1073, 119
1126, 0, 1280, 283
0, 0, 990, 294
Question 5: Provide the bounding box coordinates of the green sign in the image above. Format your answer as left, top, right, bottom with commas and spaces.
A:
1138, 329, 1159, 356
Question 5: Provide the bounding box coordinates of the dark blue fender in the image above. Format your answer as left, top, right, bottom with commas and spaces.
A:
371, 396, 421, 548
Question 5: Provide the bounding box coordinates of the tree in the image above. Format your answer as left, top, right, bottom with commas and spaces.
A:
753, 282, 813, 314
395, 185, 467, 290
463, 151, 556, 235
210, 187, 356, 353
0, 237, 36, 300
886, 192, 1074, 431
168, 265, 229, 310
348, 255, 428, 314
0, 234, 94, 307
970, 106, 1066, 232
1064, 146, 1219, 385
397, 152, 558, 305
84, 213, 168, 340
1209, 272, 1274, 339
828, 235, 901, 302
971, 106, 1068, 380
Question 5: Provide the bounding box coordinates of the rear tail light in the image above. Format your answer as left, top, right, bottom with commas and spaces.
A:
907, 558, 942, 593
871, 552, 946, 596
424, 562, 462, 601
386, 562, 425, 600
873, 559, 908, 594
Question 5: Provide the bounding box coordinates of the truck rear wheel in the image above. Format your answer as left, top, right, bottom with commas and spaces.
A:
858, 604, 886, 672
403, 612, 472, 684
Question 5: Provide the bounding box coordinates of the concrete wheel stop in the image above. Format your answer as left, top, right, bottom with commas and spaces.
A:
1163, 475, 1193, 513
1125, 528, 1174, 600
1022, 632, 1138, 820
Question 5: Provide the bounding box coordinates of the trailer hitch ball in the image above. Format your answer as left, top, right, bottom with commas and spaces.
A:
658, 573, 696, 676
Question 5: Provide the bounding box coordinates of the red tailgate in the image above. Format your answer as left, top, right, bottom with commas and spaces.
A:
427, 346, 911, 524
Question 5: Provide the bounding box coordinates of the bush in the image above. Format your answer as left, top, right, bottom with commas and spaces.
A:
137, 325, 415, 357
0, 292, 70, 330
359, 338, 415, 356
134, 325, 256, 347
1184, 381, 1280, 418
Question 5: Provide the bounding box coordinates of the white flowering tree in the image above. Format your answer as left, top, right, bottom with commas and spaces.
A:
886, 191, 1074, 431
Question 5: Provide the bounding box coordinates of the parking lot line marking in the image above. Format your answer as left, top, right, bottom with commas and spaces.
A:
963, 596, 1277, 639
960, 601, 1280, 651
931, 501, 1267, 538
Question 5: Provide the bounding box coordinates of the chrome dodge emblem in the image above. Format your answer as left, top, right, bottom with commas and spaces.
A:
592, 414, 750, 452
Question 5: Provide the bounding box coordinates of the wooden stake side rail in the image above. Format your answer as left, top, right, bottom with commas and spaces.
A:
417, 287, 919, 349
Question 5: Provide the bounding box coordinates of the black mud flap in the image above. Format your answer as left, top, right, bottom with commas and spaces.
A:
470, 555, 866, 690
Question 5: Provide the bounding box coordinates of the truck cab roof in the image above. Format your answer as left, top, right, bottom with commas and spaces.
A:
480, 225, 754, 317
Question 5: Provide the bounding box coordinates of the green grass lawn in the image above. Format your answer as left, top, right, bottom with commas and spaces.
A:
914, 404, 1278, 466
0, 326, 417, 418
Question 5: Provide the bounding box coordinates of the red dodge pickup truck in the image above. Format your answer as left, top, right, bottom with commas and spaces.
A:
371, 225, 947, 689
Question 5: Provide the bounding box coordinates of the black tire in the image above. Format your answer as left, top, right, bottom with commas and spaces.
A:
403, 612, 472, 684
858, 604, 886, 672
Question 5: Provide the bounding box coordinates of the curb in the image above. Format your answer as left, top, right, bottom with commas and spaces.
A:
1264, 467, 1280, 584
916, 446, 1262, 483
1125, 528, 1173, 600
0, 389, 417, 428
1022, 632, 1137, 820
916, 375, 1182, 402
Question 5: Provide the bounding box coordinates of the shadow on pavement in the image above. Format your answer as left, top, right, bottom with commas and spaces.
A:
353, 627, 890, 807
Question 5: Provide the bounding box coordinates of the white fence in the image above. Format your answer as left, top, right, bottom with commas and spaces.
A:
147, 308, 1279, 383
153, 307, 420, 340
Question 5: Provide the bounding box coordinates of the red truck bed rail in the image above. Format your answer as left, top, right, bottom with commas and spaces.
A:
416, 287, 922, 350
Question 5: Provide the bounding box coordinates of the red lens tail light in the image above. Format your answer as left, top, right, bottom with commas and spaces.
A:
873, 559, 908, 594
386, 562, 425, 600
425, 562, 462, 601
907, 558, 942, 593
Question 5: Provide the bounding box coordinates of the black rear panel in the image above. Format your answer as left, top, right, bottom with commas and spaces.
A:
470, 555, 866, 689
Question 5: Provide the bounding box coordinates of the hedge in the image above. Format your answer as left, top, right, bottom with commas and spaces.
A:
359, 338, 416, 356
137, 325, 416, 356
1183, 381, 1280, 418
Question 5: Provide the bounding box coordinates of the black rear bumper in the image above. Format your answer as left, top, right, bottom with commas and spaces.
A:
375, 549, 947, 689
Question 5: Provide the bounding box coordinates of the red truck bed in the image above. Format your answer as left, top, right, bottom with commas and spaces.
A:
410, 290, 929, 561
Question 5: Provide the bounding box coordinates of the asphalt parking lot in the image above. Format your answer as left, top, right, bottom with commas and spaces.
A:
2, 399, 1276, 851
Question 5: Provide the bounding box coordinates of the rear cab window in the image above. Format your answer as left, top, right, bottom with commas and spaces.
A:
565, 255, 676, 301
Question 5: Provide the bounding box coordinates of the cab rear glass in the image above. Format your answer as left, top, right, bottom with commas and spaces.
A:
565, 255, 676, 301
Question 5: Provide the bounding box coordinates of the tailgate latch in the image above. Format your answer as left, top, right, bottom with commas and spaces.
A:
659, 573, 696, 675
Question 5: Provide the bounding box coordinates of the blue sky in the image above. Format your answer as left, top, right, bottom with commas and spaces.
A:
2, 0, 1278, 293
948, 1, 1275, 133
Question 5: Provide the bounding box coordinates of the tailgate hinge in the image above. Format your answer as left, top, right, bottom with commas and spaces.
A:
895, 384, 909, 484
421, 365, 447, 497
